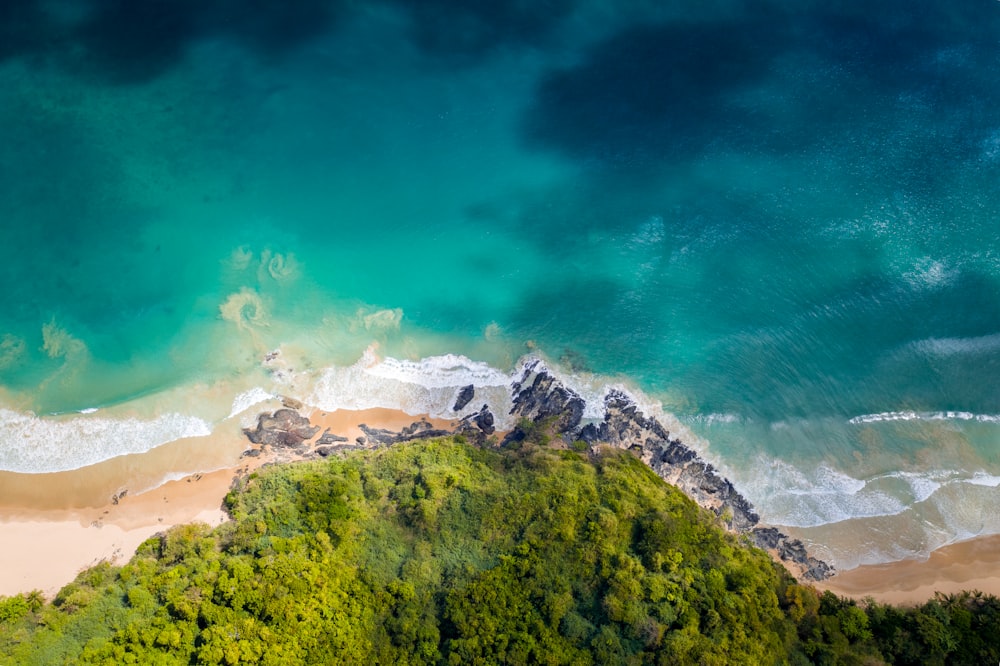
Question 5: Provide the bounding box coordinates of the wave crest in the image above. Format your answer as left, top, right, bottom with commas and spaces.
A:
0, 409, 212, 474
849, 410, 1000, 425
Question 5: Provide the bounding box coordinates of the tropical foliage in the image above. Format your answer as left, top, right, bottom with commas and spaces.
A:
1, 437, 998, 664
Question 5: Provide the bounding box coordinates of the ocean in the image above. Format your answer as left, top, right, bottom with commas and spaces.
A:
2, 0, 999, 569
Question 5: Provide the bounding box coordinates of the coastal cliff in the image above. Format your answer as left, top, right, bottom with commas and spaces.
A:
244, 358, 834, 581
503, 362, 834, 581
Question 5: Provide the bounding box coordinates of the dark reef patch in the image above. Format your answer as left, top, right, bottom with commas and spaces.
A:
385, 0, 575, 62
521, 3, 1000, 171
73, 0, 346, 84
522, 18, 789, 167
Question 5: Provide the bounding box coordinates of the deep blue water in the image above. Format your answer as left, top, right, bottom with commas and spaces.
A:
2, 0, 1000, 567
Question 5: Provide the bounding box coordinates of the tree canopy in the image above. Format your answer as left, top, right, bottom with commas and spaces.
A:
1, 437, 998, 664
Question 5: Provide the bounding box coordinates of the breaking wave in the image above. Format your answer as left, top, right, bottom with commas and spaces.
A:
849, 410, 1000, 425
307, 348, 697, 445
746, 458, 1000, 538
0, 409, 212, 474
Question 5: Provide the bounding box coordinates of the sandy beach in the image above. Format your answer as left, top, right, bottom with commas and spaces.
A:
3, 404, 999, 607
0, 425, 254, 598
819, 534, 1000, 606
0, 468, 239, 598
0, 407, 455, 599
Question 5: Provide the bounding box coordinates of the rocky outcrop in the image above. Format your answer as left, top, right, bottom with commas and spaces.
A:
509, 369, 585, 434
453, 385, 475, 411
359, 420, 454, 446
588, 390, 759, 533
503, 363, 833, 581
316, 429, 349, 446
244, 409, 320, 448
244, 405, 499, 463
752, 527, 834, 581
459, 405, 495, 437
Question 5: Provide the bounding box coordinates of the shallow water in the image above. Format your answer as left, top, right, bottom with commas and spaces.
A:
2, 0, 1000, 568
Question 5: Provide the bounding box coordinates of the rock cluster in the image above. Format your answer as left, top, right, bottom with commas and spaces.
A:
243, 409, 319, 449
359, 420, 454, 446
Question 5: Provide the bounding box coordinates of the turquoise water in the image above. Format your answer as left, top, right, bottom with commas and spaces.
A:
2, 0, 1000, 567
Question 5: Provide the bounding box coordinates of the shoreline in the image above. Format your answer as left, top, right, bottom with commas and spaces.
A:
2, 402, 999, 607
819, 534, 1000, 606
0, 466, 243, 599
0, 407, 455, 599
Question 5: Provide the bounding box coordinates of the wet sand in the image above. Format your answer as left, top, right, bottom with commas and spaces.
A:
0, 467, 241, 598
304, 406, 457, 445
819, 534, 1000, 606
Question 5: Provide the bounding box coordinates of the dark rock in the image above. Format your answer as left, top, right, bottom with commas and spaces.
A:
577, 423, 602, 443
659, 439, 699, 466
360, 422, 453, 446
752, 527, 835, 581
242, 448, 263, 458
315, 443, 367, 458
358, 424, 394, 444
473, 406, 495, 434
574, 390, 760, 533
356, 436, 366, 445
509, 365, 585, 433
458, 405, 495, 436
448, 406, 494, 446
599, 390, 672, 445
753, 526, 783, 550
243, 409, 320, 448
398, 419, 436, 438
453, 384, 475, 411
499, 428, 528, 448
316, 429, 349, 445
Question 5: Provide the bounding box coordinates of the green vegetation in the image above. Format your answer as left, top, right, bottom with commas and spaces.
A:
1, 438, 999, 664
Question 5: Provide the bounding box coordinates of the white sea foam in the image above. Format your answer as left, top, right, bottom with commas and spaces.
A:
685, 412, 745, 426
0, 409, 212, 474
848, 410, 1000, 425
362, 353, 510, 389
742, 460, 931, 528
742, 454, 1000, 542
902, 257, 958, 291
228, 387, 275, 419
909, 333, 1000, 357
309, 350, 518, 426
965, 472, 1000, 487
875, 471, 944, 504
